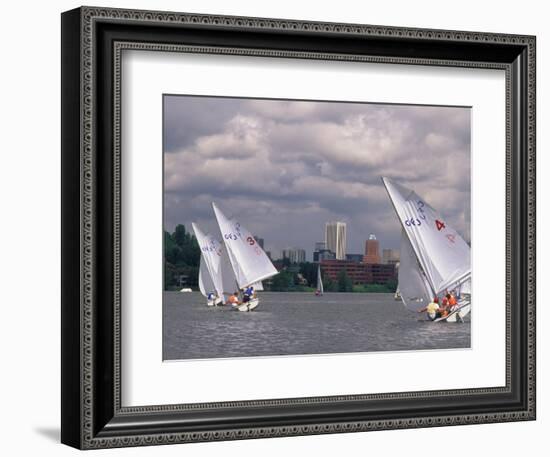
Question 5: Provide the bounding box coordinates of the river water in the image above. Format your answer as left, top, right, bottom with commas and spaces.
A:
163, 291, 470, 360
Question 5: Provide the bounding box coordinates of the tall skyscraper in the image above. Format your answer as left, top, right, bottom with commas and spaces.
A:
363, 234, 381, 264
325, 222, 347, 260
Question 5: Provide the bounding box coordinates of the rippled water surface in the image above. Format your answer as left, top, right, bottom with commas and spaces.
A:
163, 291, 470, 360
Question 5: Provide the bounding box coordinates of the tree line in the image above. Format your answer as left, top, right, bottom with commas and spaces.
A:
164, 224, 201, 290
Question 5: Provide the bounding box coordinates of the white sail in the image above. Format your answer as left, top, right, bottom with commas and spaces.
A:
316, 264, 324, 294
218, 246, 240, 302
198, 255, 215, 297
251, 281, 264, 291
382, 177, 471, 296
398, 230, 434, 311
192, 222, 239, 303
212, 202, 278, 289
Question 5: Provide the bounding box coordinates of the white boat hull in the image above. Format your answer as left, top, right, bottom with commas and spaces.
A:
207, 297, 224, 307
236, 298, 259, 312
434, 302, 471, 323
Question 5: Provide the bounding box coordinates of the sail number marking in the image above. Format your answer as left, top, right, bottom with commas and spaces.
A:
201, 245, 222, 256
416, 200, 427, 220
404, 217, 422, 227
435, 219, 446, 231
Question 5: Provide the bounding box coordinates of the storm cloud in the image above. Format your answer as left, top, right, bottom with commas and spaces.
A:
164, 95, 471, 260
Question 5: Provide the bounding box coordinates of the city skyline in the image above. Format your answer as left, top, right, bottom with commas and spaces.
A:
164, 95, 471, 260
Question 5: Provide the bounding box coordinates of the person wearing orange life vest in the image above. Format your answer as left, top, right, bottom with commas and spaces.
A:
448, 292, 458, 311
227, 292, 240, 307
439, 294, 450, 317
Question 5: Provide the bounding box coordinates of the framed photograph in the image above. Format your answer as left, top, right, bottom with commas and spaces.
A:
61, 6, 536, 449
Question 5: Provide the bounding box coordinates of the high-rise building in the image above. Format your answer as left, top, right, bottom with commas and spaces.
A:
314, 249, 336, 262
253, 236, 264, 249
325, 222, 347, 260
282, 248, 306, 264
382, 248, 400, 265
363, 234, 381, 264
314, 241, 327, 252
313, 241, 334, 262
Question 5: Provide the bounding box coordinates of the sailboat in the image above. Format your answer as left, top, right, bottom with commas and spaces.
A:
394, 286, 401, 301
212, 202, 279, 311
192, 222, 236, 307
315, 264, 324, 296
382, 177, 471, 322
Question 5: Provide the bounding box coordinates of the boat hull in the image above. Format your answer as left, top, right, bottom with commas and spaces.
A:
206, 297, 223, 307
236, 298, 259, 312
434, 303, 471, 323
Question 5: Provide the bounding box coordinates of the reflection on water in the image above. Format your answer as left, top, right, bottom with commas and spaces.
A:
163, 291, 470, 360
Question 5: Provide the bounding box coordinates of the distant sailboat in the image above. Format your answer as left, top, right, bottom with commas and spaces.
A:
212, 203, 279, 311
394, 286, 401, 301
382, 177, 471, 322
192, 222, 236, 307
315, 264, 324, 296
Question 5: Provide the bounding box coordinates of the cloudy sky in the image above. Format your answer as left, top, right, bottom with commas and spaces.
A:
164, 95, 471, 260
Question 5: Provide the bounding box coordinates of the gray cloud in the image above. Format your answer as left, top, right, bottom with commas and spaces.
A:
164, 95, 471, 259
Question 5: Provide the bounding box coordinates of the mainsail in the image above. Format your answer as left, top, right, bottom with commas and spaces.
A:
251, 281, 264, 291
198, 255, 215, 297
212, 203, 278, 289
382, 177, 471, 309
316, 264, 324, 294
398, 230, 434, 311
192, 222, 239, 302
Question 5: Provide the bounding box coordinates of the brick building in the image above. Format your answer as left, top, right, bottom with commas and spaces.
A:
363, 234, 381, 264
320, 259, 396, 285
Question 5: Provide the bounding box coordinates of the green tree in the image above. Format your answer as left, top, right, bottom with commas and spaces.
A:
298, 262, 317, 287
269, 271, 294, 291
323, 274, 338, 292
164, 230, 180, 265
173, 224, 188, 247
337, 269, 353, 292
163, 224, 201, 290
385, 278, 398, 292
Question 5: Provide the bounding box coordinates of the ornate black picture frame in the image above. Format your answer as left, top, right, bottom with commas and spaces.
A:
61, 6, 536, 449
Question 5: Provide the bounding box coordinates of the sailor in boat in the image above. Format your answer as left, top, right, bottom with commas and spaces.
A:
448, 292, 458, 311
242, 285, 254, 304
206, 291, 218, 307
228, 291, 240, 308
418, 297, 440, 321
436, 294, 451, 318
